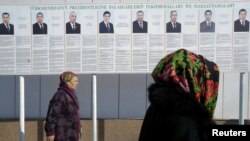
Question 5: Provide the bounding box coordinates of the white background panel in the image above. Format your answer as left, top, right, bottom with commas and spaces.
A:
214, 73, 224, 119
223, 73, 240, 119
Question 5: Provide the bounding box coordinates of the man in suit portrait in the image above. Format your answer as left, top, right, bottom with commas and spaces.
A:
166, 10, 181, 33
0, 12, 14, 35
33, 12, 47, 34
66, 11, 81, 34
99, 11, 114, 33
200, 10, 215, 32
133, 10, 147, 33
234, 9, 249, 32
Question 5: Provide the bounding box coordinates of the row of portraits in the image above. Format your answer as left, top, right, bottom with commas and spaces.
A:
0, 9, 249, 35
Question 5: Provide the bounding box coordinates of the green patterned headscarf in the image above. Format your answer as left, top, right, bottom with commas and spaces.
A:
152, 49, 219, 115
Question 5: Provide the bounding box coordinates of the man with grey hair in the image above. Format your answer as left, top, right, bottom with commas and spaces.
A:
66, 11, 81, 34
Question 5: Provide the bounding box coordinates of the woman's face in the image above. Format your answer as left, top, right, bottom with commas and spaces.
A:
67, 76, 79, 90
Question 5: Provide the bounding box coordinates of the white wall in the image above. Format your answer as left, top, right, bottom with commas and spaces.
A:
213, 72, 250, 120
0, 0, 249, 120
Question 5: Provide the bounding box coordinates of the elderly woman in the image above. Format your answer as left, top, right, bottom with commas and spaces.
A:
44, 71, 81, 141
139, 49, 219, 141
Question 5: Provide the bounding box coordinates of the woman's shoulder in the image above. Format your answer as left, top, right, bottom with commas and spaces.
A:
147, 83, 211, 118
51, 88, 68, 102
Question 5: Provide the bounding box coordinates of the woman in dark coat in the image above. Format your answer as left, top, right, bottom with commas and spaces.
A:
139, 49, 219, 141
44, 71, 81, 141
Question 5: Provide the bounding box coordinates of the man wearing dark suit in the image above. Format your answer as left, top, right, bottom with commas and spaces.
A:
99, 11, 114, 33
0, 12, 14, 35
234, 9, 249, 32
200, 10, 215, 32
166, 10, 181, 33
66, 11, 81, 34
33, 12, 47, 34
133, 10, 147, 33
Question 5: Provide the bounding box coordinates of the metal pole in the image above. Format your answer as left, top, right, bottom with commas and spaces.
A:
92, 74, 97, 141
19, 76, 25, 141
239, 72, 244, 125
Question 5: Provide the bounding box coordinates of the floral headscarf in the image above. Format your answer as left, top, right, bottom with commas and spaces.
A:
152, 49, 219, 115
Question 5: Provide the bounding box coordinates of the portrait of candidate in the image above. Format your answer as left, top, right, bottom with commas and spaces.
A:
133, 10, 148, 33
234, 9, 249, 32
0, 12, 14, 35
33, 12, 47, 34
166, 10, 181, 33
99, 11, 114, 33
200, 10, 215, 32
66, 11, 81, 34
